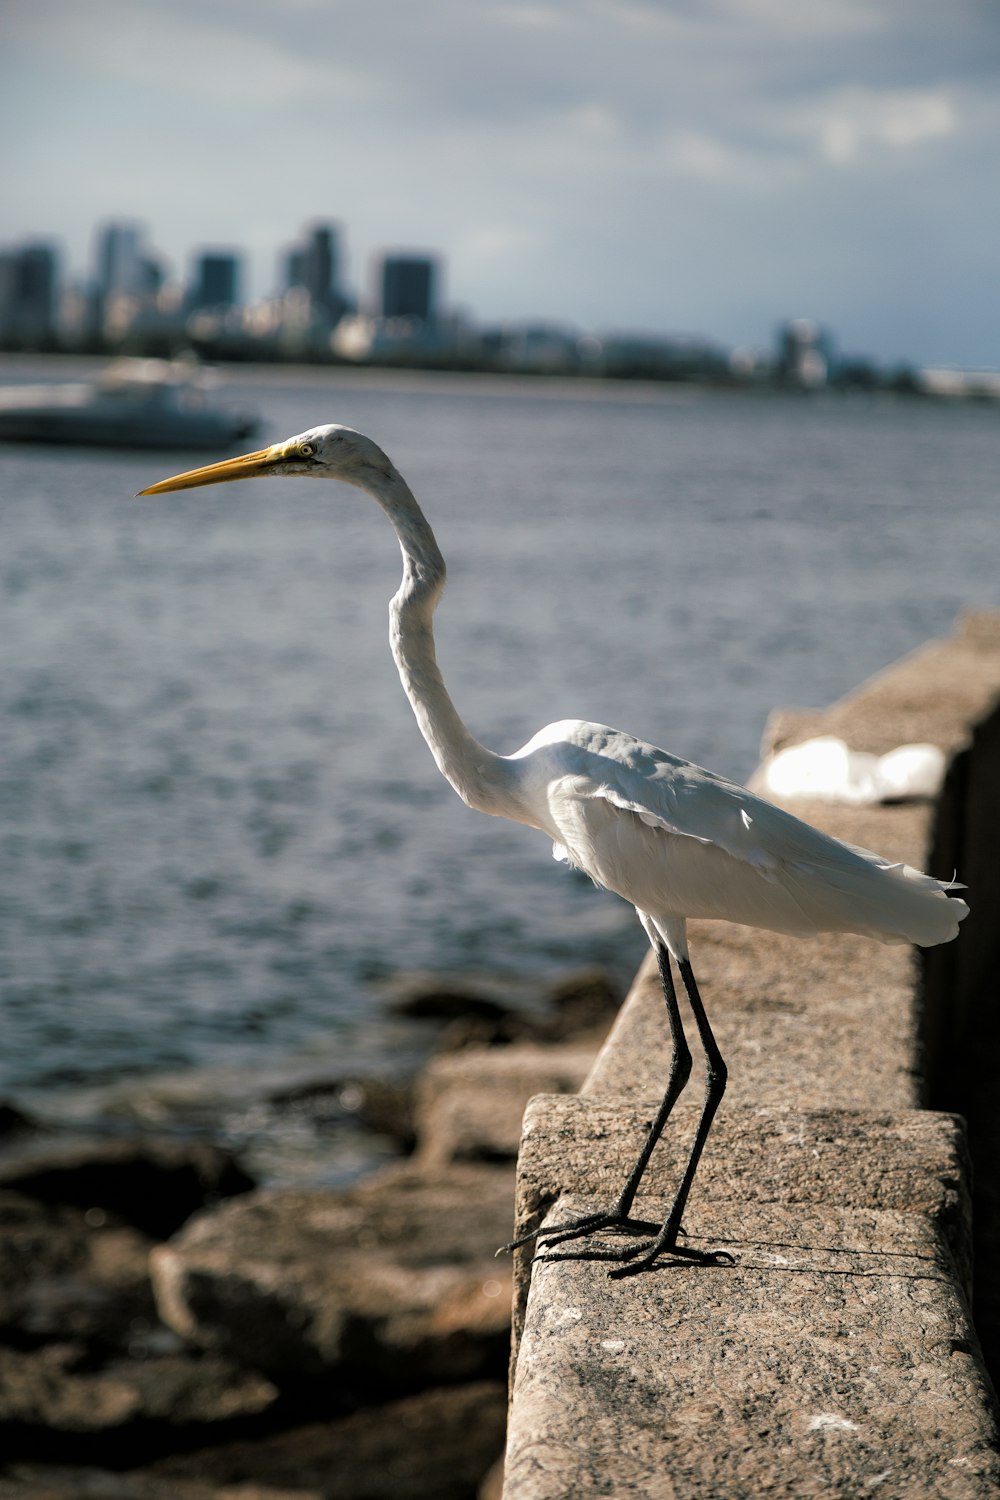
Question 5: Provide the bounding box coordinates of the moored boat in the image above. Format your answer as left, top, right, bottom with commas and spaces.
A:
0, 357, 260, 450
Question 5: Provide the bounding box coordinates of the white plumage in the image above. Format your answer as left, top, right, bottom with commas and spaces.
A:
511, 718, 964, 955
139, 424, 968, 1277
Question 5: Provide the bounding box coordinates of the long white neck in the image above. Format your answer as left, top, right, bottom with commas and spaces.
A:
364, 465, 514, 817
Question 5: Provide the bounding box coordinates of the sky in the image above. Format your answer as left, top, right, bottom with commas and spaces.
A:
4, 0, 999, 368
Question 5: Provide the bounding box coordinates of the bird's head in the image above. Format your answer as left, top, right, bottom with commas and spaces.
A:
137, 424, 395, 496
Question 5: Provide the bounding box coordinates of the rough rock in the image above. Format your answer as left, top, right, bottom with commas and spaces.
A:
415, 1045, 598, 1166
103, 1351, 278, 1426
0, 1100, 33, 1139
478, 1456, 506, 1500
0, 1191, 158, 1352
263, 1074, 417, 1153
2, 1385, 505, 1499
380, 970, 526, 1022
1, 1193, 103, 1323
379, 966, 620, 1050
0, 1191, 279, 1454
0, 1343, 277, 1439
151, 1163, 514, 1383
0, 1136, 254, 1238
0, 1344, 141, 1433
0, 1473, 313, 1499
146, 1380, 508, 1500
538, 967, 623, 1039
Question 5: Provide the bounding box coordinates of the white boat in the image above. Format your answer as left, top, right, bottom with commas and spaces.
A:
0, 357, 260, 450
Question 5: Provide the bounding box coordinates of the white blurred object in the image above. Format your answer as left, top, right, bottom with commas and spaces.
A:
875, 742, 948, 800
749, 736, 946, 805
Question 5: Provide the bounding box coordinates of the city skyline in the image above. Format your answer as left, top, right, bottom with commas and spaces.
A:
0, 216, 448, 346
5, 0, 999, 370
4, 212, 998, 400
2, 206, 851, 372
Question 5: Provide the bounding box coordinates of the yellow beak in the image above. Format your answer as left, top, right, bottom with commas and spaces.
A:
137, 442, 289, 496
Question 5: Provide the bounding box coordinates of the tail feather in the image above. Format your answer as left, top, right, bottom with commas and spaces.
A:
784, 852, 968, 947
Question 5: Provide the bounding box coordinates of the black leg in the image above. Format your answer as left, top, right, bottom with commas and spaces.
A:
606, 955, 729, 1278
501, 942, 693, 1254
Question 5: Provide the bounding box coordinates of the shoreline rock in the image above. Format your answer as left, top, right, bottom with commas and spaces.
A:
0, 965, 616, 1497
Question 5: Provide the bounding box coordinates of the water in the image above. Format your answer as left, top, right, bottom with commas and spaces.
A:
2, 357, 998, 1173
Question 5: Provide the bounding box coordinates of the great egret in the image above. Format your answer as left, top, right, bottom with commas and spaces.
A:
139, 425, 969, 1278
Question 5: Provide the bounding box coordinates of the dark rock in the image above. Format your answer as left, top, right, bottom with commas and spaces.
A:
380, 964, 618, 1022
0, 1475, 311, 1500
0, 1136, 255, 1238
151, 1164, 514, 1383
478, 1454, 505, 1500
0, 1344, 140, 1433
0, 1195, 277, 1445
0, 1100, 34, 1139
379, 970, 524, 1022
148, 1380, 508, 1500
265, 1075, 416, 1154
415, 1044, 597, 1166
540, 965, 621, 1038
0, 1173, 266, 1378
0, 1343, 277, 1440
0, 1476, 313, 1500
381, 966, 620, 1054
434, 965, 620, 1051
96, 1352, 278, 1426
0, 1189, 166, 1364
433, 1013, 540, 1052
0, 1192, 95, 1328
10, 1224, 158, 1354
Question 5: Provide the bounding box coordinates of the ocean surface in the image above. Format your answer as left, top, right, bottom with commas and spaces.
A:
3, 356, 998, 1179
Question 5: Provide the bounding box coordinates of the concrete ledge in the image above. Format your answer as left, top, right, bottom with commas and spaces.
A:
513, 1101, 973, 1295
506, 1200, 996, 1500
503, 615, 1000, 1498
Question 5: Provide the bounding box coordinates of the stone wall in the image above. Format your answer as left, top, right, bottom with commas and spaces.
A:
503, 614, 1000, 1499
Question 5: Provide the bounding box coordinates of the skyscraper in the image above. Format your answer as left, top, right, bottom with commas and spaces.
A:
283, 223, 348, 323
88, 221, 170, 345
377, 253, 438, 325
95, 221, 145, 300
0, 241, 59, 345
189, 251, 241, 310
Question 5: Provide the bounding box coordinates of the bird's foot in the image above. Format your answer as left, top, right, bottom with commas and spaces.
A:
606, 1236, 735, 1278
499, 1207, 659, 1257
537, 1209, 663, 1250
535, 1222, 736, 1278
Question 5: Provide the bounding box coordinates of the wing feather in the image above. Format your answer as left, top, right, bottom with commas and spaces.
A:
517, 720, 967, 948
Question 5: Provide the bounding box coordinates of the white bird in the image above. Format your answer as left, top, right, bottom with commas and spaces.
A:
139, 425, 969, 1278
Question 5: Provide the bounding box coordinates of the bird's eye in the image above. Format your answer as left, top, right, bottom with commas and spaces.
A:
299, 443, 315, 459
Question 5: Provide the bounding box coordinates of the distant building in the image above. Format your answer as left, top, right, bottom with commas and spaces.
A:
284, 245, 308, 293
480, 321, 579, 373
775, 319, 834, 388
91, 220, 168, 343
95, 220, 146, 300
0, 240, 60, 347
377, 253, 438, 325
590, 331, 729, 381
282, 222, 349, 325
304, 224, 335, 308
189, 251, 241, 310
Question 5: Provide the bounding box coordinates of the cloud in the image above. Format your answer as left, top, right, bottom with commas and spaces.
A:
7, 0, 383, 108
783, 87, 959, 167
4, 0, 999, 362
